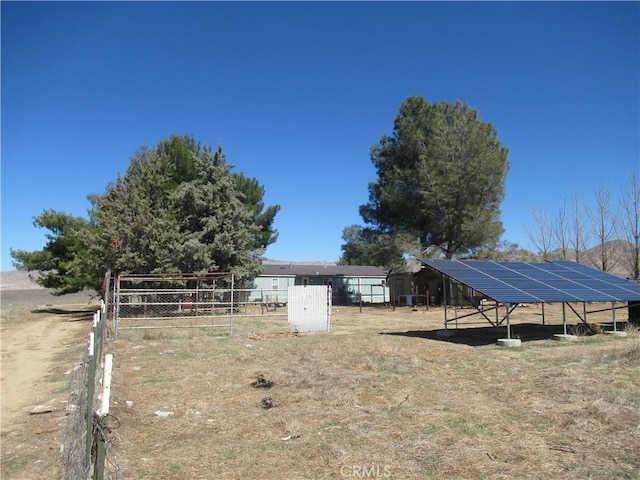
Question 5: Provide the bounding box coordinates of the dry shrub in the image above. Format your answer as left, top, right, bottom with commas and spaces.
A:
598, 327, 640, 366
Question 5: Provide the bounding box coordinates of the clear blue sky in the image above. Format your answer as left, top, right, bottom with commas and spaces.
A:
2, 1, 638, 271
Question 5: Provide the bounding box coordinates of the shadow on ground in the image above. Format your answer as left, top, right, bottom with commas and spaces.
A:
30, 306, 97, 321
381, 323, 586, 347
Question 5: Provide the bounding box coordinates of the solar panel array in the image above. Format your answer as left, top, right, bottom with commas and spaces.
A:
421, 259, 640, 304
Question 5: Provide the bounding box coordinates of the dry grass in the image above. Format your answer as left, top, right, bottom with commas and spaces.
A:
2, 292, 637, 479
105, 304, 640, 479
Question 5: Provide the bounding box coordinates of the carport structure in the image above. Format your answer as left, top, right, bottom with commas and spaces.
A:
422, 259, 640, 342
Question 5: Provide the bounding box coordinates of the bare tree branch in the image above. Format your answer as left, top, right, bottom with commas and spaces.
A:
619, 173, 640, 279
587, 184, 619, 272
555, 197, 569, 260
569, 193, 589, 263
525, 205, 555, 260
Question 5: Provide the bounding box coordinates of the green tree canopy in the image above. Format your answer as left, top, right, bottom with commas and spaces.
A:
10, 210, 96, 294
337, 225, 412, 274
11, 134, 280, 293
233, 174, 281, 250
359, 97, 509, 258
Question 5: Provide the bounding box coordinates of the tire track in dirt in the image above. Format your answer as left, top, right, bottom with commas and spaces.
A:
1, 302, 95, 428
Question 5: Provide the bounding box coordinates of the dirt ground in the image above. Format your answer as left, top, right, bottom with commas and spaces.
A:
110, 303, 639, 479
1, 287, 99, 479
1, 281, 639, 479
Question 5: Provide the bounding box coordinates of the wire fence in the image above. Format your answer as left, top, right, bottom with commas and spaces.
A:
111, 273, 291, 337
60, 272, 338, 479
62, 300, 120, 479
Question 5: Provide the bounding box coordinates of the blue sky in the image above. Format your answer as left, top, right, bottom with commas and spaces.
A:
2, 1, 638, 271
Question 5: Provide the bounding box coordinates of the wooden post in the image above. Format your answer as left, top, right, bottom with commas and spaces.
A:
88, 332, 95, 357
97, 354, 113, 417
93, 354, 113, 480
85, 333, 96, 469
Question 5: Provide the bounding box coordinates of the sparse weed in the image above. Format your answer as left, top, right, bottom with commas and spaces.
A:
8, 302, 638, 480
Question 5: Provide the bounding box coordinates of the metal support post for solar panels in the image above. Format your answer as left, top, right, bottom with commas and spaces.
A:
562, 303, 568, 335
506, 303, 511, 340
443, 274, 448, 330
541, 303, 545, 326
612, 302, 617, 332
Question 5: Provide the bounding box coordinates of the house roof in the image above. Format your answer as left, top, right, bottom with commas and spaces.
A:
261, 264, 388, 278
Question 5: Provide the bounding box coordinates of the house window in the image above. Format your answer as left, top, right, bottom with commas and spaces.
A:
302, 277, 309, 286
272, 278, 279, 290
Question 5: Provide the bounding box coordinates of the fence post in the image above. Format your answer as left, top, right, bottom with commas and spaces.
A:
87, 309, 107, 475
93, 312, 102, 364
94, 353, 113, 480
113, 274, 120, 340
94, 426, 106, 480
85, 330, 96, 470
230, 274, 235, 335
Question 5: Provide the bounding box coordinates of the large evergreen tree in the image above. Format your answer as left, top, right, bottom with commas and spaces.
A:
233, 174, 280, 250
337, 225, 411, 274
360, 97, 509, 258
10, 210, 96, 294
11, 134, 280, 292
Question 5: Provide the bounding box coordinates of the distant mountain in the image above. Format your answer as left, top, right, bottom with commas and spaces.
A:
551, 239, 635, 278
3, 243, 634, 291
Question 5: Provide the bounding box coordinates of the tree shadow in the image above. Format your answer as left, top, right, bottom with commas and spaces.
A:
31, 306, 98, 322
380, 323, 571, 347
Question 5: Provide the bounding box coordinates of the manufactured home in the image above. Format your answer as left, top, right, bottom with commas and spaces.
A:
252, 263, 389, 306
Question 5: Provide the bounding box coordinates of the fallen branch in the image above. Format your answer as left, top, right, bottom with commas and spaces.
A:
550, 445, 576, 454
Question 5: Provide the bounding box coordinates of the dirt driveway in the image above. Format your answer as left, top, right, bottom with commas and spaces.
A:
1, 288, 98, 479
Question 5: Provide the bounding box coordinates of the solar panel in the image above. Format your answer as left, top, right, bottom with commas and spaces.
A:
551, 261, 640, 301
421, 259, 640, 304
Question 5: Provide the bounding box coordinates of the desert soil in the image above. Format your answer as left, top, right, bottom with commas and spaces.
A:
1, 281, 99, 479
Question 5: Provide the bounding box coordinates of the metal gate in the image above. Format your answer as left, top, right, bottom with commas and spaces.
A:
108, 272, 300, 337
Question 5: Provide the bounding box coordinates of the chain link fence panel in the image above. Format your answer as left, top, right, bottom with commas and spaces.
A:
111, 273, 291, 337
